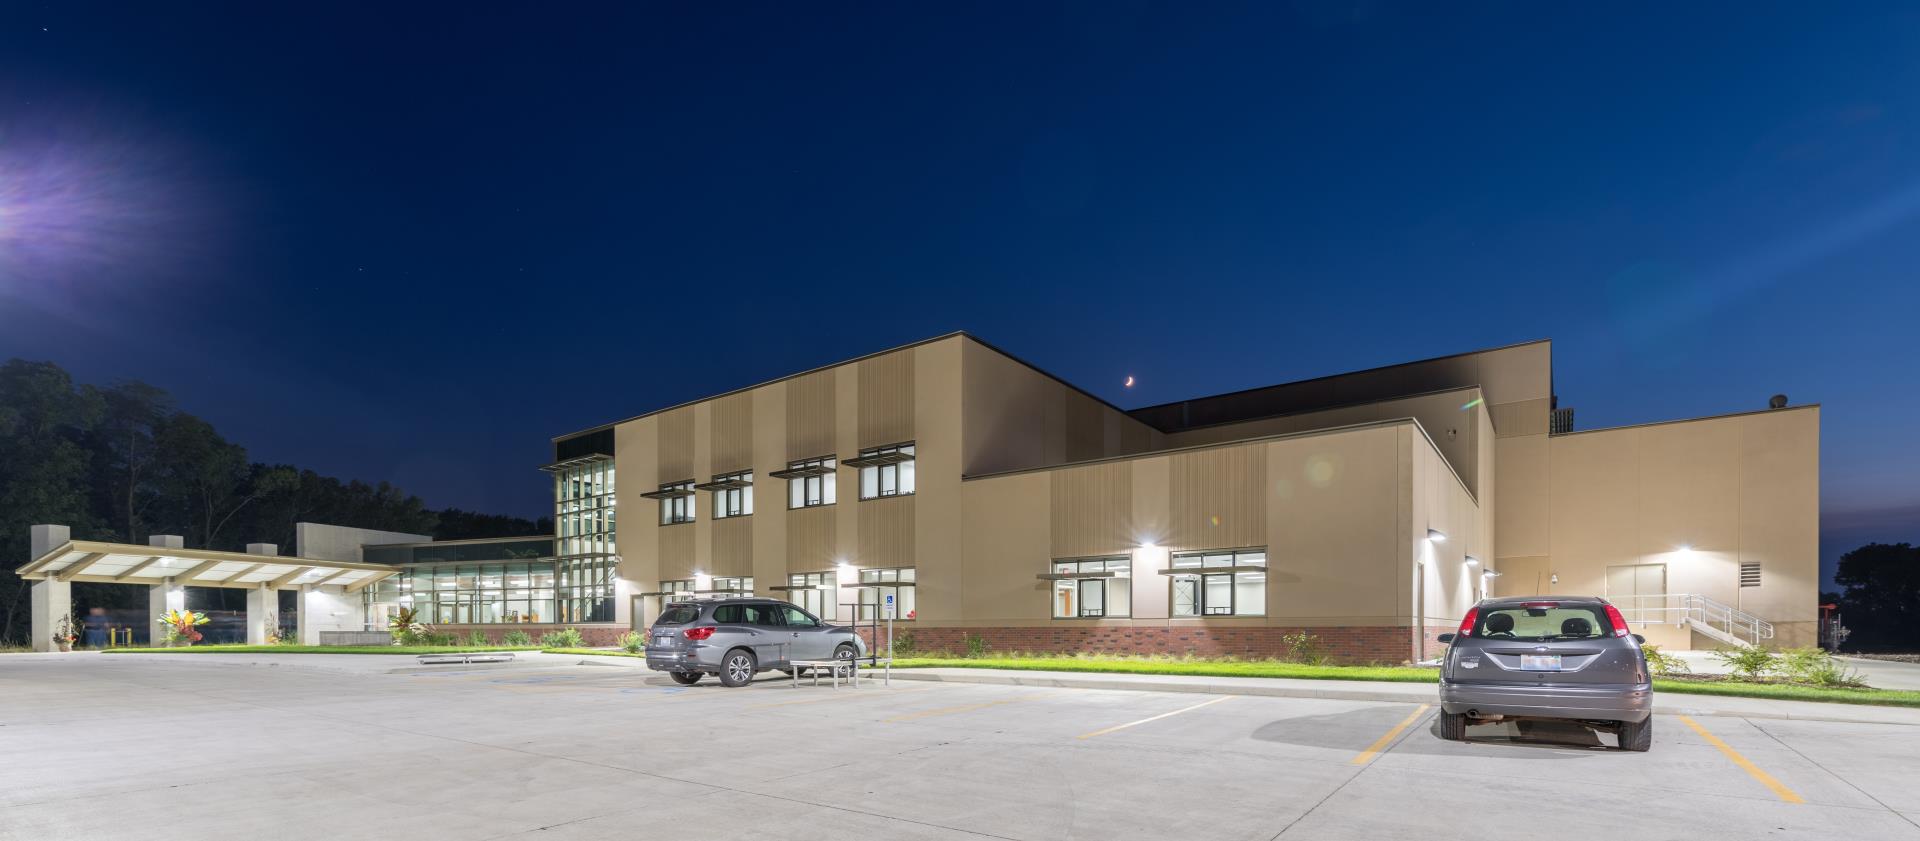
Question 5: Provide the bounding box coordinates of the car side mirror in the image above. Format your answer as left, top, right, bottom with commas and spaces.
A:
1631, 634, 1646, 644
1436, 633, 1455, 644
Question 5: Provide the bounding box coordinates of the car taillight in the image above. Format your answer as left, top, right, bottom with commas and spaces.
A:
683, 627, 715, 641
1521, 601, 1560, 608
1603, 603, 1631, 638
1457, 606, 1479, 637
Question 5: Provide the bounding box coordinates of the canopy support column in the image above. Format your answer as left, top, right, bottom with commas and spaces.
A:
28, 525, 72, 652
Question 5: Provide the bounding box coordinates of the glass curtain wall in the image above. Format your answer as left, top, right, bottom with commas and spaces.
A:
556, 457, 617, 623
365, 561, 558, 624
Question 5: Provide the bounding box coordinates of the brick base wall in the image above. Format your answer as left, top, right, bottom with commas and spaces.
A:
855, 625, 1424, 665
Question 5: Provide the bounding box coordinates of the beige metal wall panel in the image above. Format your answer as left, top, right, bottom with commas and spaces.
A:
709, 392, 753, 474
1167, 443, 1267, 551
709, 517, 752, 578
786, 506, 837, 570
657, 524, 695, 580
751, 383, 790, 588
1494, 433, 1550, 560
1490, 398, 1551, 438
1734, 407, 1819, 625
1407, 425, 1486, 645
1161, 388, 1485, 500
1498, 556, 1553, 597
1130, 456, 1172, 618
857, 350, 915, 448
913, 339, 966, 623
785, 369, 835, 459
1264, 426, 1402, 622
656, 407, 695, 482
959, 337, 1159, 477
615, 417, 657, 611
835, 364, 859, 577
959, 471, 1053, 624
858, 495, 916, 567
692, 402, 712, 579
1049, 460, 1133, 558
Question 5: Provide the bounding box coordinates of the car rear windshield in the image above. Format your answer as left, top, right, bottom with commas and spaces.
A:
655, 605, 702, 626
1472, 604, 1614, 641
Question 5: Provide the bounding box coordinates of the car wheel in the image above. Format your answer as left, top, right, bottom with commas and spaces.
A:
669, 671, 701, 686
1438, 710, 1468, 741
834, 643, 859, 671
719, 649, 757, 687
1618, 717, 1652, 752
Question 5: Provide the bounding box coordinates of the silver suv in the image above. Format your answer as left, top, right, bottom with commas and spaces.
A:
1436, 596, 1654, 751
644, 598, 866, 687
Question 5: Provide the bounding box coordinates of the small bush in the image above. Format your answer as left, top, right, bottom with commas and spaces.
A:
1641, 644, 1689, 677
1714, 645, 1779, 681
425, 632, 457, 647
889, 629, 916, 658
964, 633, 987, 658
1280, 632, 1328, 665
502, 630, 532, 647
618, 631, 644, 653
1776, 647, 1866, 688
541, 627, 586, 648
466, 630, 490, 647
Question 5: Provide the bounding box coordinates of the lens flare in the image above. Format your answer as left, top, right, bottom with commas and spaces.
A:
1460, 397, 1484, 411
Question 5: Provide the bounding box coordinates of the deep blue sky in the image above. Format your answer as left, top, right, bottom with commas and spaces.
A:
3, 4, 1917, 585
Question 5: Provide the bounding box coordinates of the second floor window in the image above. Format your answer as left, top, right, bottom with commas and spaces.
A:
855, 443, 916, 499
657, 480, 695, 525
708, 471, 753, 519
783, 456, 837, 509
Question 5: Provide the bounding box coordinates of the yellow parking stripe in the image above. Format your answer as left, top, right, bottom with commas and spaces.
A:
884, 695, 1039, 722
1350, 704, 1430, 766
1678, 715, 1805, 804
1077, 696, 1235, 739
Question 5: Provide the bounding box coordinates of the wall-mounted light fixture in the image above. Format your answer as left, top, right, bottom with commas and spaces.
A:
1465, 555, 1481, 566
1676, 544, 1695, 556
1427, 528, 1447, 543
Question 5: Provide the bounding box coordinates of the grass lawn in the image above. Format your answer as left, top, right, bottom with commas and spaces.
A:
101, 645, 545, 655
890, 655, 1920, 708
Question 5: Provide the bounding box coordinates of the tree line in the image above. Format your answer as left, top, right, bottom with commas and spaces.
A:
0, 359, 550, 645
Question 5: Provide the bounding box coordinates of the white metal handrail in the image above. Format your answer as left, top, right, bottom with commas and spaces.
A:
1609, 593, 1773, 646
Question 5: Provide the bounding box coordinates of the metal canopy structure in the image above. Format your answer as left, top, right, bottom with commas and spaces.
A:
841, 450, 913, 468
15, 540, 401, 592
638, 484, 697, 500
538, 453, 613, 473
768, 462, 836, 480
691, 476, 753, 492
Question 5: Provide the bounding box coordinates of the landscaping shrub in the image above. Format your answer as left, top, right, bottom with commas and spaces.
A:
618, 631, 643, 653
889, 629, 916, 658
425, 632, 457, 647
502, 630, 532, 647
964, 633, 987, 658
1640, 644, 1689, 677
1280, 632, 1328, 665
466, 630, 489, 647
1713, 645, 1779, 681
541, 627, 585, 648
1778, 646, 1865, 688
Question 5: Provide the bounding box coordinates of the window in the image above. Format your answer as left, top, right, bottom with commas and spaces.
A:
713, 603, 780, 625
551, 455, 615, 623
1052, 558, 1131, 618
785, 457, 837, 508
1170, 550, 1266, 617
857, 443, 916, 499
364, 560, 558, 625
712, 576, 753, 595
1740, 562, 1762, 588
1470, 604, 1613, 641
858, 567, 916, 621
789, 572, 837, 620
710, 471, 753, 519
781, 605, 820, 627
655, 604, 700, 625
658, 480, 695, 525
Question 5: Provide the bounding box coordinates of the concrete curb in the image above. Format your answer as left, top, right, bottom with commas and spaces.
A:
890, 668, 1920, 726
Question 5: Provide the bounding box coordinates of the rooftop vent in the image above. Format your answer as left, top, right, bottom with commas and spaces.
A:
1769, 394, 1788, 409
1550, 407, 1575, 434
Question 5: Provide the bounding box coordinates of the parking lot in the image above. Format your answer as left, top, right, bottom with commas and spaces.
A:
4, 654, 1919, 840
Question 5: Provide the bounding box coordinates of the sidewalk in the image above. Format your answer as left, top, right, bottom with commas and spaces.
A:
890, 666, 1920, 726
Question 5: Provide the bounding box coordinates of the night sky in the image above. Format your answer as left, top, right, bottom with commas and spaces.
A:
3, 4, 1918, 585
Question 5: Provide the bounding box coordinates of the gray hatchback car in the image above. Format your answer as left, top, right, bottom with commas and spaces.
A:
644, 598, 867, 687
1437, 596, 1653, 751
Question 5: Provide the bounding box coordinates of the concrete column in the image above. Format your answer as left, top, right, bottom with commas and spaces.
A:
244, 542, 279, 644
297, 585, 355, 645
148, 579, 185, 645
29, 525, 72, 652
148, 534, 185, 549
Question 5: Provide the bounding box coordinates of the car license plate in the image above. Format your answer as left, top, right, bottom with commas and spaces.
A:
1520, 654, 1563, 671
655, 634, 675, 645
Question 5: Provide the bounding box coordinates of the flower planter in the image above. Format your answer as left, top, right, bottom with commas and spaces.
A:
56, 641, 72, 652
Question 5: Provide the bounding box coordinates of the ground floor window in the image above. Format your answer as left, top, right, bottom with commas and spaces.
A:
858, 567, 915, 621
712, 576, 754, 595
365, 561, 558, 625
659, 579, 693, 597
1170, 549, 1266, 617
1052, 557, 1130, 618
557, 555, 616, 623
789, 572, 837, 620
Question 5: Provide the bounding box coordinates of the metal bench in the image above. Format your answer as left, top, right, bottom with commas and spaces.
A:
789, 659, 857, 688
415, 652, 516, 665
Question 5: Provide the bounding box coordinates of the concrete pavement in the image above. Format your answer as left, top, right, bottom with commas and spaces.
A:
5, 652, 1919, 840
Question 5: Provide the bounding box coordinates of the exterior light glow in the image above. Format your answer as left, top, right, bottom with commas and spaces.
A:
1676, 544, 1695, 556
1427, 528, 1447, 543
1465, 556, 1481, 566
